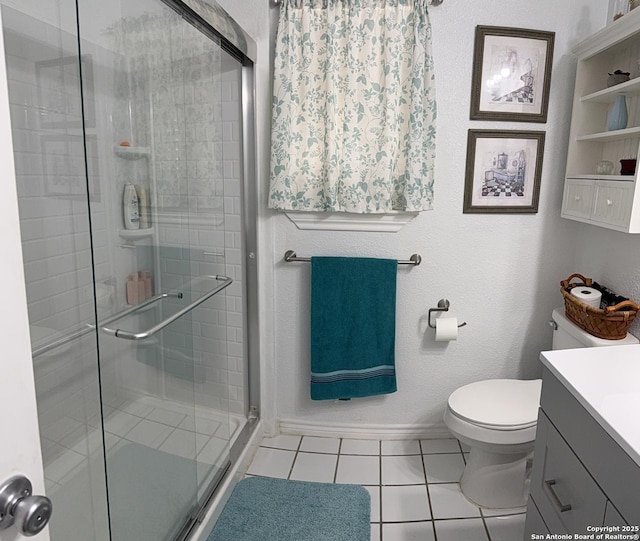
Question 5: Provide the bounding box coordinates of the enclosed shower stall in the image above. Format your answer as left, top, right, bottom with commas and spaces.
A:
1, 0, 257, 539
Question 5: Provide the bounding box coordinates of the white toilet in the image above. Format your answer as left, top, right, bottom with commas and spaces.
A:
443, 307, 639, 509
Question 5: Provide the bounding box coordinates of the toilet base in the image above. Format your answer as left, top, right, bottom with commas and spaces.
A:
460, 448, 531, 509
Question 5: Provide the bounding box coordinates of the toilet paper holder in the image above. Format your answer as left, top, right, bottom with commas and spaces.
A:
428, 299, 467, 329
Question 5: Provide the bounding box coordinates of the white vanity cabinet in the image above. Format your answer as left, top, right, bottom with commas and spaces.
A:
524, 348, 640, 538
562, 10, 640, 232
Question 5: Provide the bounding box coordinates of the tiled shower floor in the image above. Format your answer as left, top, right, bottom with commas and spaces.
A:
42, 396, 244, 494
246, 435, 526, 541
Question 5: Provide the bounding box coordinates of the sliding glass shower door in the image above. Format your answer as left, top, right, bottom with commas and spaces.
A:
81, 1, 234, 537
2, 0, 247, 539
2, 2, 111, 539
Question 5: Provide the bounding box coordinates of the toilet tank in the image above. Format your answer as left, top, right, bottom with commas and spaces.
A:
551, 307, 639, 349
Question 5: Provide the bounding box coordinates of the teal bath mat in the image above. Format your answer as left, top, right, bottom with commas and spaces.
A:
208, 477, 371, 541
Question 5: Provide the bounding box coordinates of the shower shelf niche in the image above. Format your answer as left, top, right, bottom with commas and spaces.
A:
113, 145, 150, 160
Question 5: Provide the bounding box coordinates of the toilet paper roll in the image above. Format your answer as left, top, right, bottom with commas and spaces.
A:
435, 317, 458, 341
571, 286, 602, 309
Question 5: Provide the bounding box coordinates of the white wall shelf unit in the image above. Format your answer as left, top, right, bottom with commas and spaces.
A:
581, 77, 640, 103
562, 9, 640, 232
568, 174, 632, 181
575, 126, 640, 143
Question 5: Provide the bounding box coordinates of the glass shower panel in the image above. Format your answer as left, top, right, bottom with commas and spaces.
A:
76, 0, 231, 538
184, 43, 239, 497
1, 2, 110, 541
3, 0, 241, 537
219, 48, 246, 423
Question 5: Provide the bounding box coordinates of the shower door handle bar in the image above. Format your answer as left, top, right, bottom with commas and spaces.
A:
102, 292, 184, 325
103, 275, 233, 341
32, 292, 183, 358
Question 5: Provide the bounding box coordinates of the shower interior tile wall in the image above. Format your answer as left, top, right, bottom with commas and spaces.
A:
7, 34, 107, 337
115, 17, 246, 414
220, 65, 245, 415
5, 12, 117, 461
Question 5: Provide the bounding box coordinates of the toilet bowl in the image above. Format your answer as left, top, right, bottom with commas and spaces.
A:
443, 378, 541, 509
443, 307, 639, 509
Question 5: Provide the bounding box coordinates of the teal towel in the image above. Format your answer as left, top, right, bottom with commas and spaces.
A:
311, 256, 397, 400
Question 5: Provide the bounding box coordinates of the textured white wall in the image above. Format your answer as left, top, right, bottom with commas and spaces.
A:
267, 1, 607, 429
205, 1, 625, 432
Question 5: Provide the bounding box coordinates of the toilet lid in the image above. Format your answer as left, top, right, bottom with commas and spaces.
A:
448, 379, 542, 429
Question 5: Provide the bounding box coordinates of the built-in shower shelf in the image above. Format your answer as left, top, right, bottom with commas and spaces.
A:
113, 145, 151, 159
118, 227, 154, 240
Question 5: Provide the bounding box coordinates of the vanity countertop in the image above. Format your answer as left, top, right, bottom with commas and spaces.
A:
540, 344, 640, 468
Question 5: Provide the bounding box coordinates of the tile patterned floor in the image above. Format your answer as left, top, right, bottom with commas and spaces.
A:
247, 435, 526, 541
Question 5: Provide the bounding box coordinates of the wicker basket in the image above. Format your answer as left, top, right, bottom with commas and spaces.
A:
561, 274, 640, 340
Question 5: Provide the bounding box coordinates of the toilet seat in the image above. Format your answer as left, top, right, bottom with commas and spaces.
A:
447, 379, 542, 431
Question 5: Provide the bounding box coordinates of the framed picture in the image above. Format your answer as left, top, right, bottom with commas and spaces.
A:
36, 54, 95, 129
463, 130, 545, 214
42, 134, 101, 201
470, 26, 555, 122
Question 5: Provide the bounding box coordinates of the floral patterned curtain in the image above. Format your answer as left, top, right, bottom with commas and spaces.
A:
269, 0, 437, 214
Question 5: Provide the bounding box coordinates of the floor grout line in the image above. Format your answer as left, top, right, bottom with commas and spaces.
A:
286, 435, 304, 480
479, 506, 494, 541
249, 436, 526, 539
377, 440, 383, 529
332, 439, 341, 483
419, 439, 439, 541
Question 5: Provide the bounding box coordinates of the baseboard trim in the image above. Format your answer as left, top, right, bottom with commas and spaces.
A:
278, 418, 452, 440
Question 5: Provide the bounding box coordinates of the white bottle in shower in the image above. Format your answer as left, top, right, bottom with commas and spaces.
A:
136, 185, 150, 229
123, 183, 140, 230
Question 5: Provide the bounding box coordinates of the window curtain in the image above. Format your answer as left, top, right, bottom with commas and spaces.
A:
269, 0, 437, 214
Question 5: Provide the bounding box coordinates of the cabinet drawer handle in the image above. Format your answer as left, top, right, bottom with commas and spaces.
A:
574, 196, 581, 202
607, 199, 613, 206
544, 479, 572, 512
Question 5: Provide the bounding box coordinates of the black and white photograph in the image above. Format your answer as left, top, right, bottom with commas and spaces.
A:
470, 26, 555, 122
463, 130, 545, 213
36, 54, 95, 129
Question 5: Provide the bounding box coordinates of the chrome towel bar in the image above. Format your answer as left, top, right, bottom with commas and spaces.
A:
102, 275, 232, 341
32, 292, 183, 358
284, 250, 421, 266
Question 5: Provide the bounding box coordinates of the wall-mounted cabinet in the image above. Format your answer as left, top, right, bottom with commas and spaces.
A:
562, 10, 640, 232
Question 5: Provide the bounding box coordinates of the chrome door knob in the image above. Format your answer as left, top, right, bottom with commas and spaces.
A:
0, 475, 52, 536
14, 495, 52, 536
